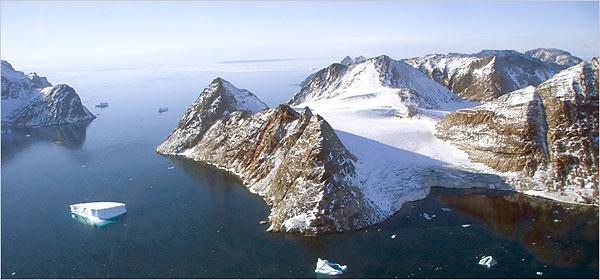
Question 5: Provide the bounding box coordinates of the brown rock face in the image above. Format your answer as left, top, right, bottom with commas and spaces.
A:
405, 50, 557, 102
157, 78, 381, 234
536, 58, 599, 194
436, 59, 599, 203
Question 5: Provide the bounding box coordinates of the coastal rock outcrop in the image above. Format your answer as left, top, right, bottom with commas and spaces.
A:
436, 59, 599, 203
1, 60, 95, 126
157, 78, 381, 234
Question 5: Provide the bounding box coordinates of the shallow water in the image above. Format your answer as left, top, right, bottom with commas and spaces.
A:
1, 63, 598, 278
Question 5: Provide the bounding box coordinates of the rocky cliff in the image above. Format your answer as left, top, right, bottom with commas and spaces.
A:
404, 50, 558, 102
157, 78, 381, 234
1, 60, 95, 126
436, 58, 599, 204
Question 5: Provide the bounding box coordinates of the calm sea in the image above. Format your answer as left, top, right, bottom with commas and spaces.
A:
2, 60, 598, 278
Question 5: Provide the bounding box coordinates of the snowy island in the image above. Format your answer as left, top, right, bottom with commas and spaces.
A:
1, 60, 95, 127
157, 50, 598, 235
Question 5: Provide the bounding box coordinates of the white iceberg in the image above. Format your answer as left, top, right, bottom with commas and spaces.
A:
70, 202, 127, 224
422, 213, 433, 220
314, 258, 347, 275
478, 256, 497, 268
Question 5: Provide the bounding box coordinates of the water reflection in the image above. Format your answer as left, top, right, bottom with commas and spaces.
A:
166, 155, 247, 193
438, 188, 599, 269
70, 213, 115, 228
1, 121, 92, 163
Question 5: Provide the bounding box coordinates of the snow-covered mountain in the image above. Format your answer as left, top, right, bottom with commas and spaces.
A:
404, 50, 558, 102
340, 55, 367, 66
157, 78, 382, 234
1, 60, 95, 126
436, 58, 599, 204
525, 48, 583, 69
289, 55, 473, 117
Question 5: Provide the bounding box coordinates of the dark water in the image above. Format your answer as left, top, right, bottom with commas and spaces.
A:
1, 65, 598, 278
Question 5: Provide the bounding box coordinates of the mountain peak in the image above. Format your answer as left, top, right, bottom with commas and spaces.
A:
524, 48, 583, 68
340, 55, 367, 65
289, 54, 467, 115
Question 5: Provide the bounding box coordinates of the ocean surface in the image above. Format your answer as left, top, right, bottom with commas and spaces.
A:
2, 60, 598, 278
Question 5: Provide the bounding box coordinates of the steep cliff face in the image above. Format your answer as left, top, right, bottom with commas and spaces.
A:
437, 59, 599, 203
1, 60, 95, 126
404, 50, 558, 102
525, 48, 583, 69
157, 78, 381, 234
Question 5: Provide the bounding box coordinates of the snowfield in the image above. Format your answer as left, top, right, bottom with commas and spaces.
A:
288, 55, 534, 218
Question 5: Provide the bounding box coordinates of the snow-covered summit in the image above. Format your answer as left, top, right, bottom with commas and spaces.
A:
524, 48, 583, 69
405, 49, 558, 101
156, 77, 267, 154
289, 55, 472, 117
210, 77, 268, 113
1, 60, 95, 126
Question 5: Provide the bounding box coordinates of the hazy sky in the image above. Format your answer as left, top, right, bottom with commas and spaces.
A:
2, 1, 598, 66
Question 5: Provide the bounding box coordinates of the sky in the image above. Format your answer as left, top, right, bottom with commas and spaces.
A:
1, 1, 598, 67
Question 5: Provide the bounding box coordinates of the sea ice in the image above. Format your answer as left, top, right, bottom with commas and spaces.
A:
441, 208, 451, 212
462, 224, 471, 227
422, 213, 433, 220
314, 258, 347, 275
478, 256, 497, 268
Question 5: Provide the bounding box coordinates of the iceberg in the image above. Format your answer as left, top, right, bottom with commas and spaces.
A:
95, 102, 109, 108
70, 202, 127, 224
478, 256, 497, 268
314, 258, 347, 276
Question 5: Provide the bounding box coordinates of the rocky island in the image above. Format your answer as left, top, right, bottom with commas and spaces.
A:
1, 60, 95, 126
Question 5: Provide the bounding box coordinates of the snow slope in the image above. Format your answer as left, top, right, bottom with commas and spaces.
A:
289, 55, 512, 216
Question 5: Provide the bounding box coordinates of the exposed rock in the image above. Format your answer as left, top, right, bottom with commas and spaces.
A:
157, 78, 381, 234
525, 48, 583, 69
436, 58, 599, 204
404, 50, 558, 102
340, 55, 367, 66
1, 60, 95, 126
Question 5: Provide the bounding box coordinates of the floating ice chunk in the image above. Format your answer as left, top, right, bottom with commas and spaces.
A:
11, 272, 16, 276
462, 224, 471, 228
95, 102, 108, 108
553, 219, 561, 223
314, 258, 347, 275
536, 271, 543, 276
70, 202, 127, 223
422, 213, 432, 220
391, 234, 396, 239
81, 164, 86, 168
167, 166, 175, 170
441, 208, 451, 212
478, 256, 497, 268
25, 134, 31, 137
